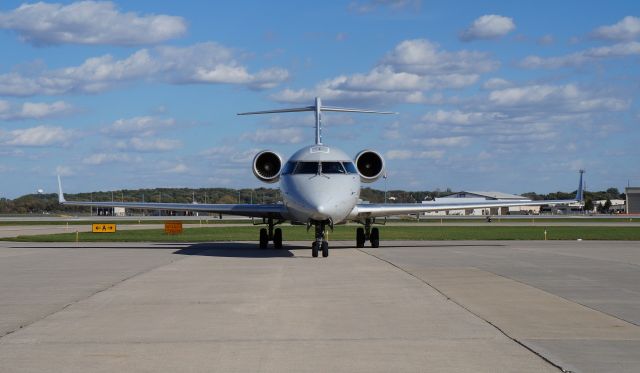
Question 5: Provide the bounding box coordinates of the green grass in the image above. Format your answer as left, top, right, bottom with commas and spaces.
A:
1, 217, 636, 227
6, 225, 640, 242
0, 219, 253, 226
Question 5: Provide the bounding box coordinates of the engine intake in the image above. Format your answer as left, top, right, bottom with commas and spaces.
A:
253, 150, 282, 183
355, 150, 385, 183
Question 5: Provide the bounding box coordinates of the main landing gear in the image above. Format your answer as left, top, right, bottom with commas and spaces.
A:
258, 218, 283, 249
356, 218, 380, 248
310, 220, 330, 258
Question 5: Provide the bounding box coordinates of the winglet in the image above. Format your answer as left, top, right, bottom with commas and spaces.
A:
576, 170, 584, 202
57, 175, 66, 203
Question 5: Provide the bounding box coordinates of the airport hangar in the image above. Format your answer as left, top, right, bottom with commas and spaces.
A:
422, 191, 542, 216
627, 187, 640, 214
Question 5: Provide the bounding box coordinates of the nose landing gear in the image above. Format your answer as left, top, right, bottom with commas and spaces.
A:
311, 220, 330, 258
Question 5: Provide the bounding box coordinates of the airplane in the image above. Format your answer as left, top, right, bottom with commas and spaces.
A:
57, 97, 584, 258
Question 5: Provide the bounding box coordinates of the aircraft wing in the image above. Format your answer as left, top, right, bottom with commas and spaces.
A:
57, 177, 287, 219
354, 198, 579, 219
356, 170, 584, 219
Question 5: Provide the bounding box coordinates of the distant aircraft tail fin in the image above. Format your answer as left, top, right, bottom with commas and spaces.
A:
57, 175, 66, 204
238, 97, 396, 145
576, 170, 585, 202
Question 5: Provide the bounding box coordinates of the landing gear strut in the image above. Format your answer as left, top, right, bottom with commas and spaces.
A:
311, 221, 330, 258
356, 218, 380, 248
258, 218, 283, 249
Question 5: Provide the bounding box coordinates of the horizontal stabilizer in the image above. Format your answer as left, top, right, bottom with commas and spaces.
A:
238, 97, 396, 145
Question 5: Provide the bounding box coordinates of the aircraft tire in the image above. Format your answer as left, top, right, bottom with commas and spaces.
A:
322, 241, 329, 257
356, 228, 365, 248
370, 227, 380, 248
312, 241, 319, 257
274, 228, 283, 249
259, 228, 268, 249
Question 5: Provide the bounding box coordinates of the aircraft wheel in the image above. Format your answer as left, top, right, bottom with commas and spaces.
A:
370, 227, 380, 248
273, 228, 283, 249
312, 241, 319, 257
356, 227, 365, 248
322, 241, 329, 257
259, 228, 268, 249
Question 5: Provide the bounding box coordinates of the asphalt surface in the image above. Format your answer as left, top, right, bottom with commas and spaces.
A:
0, 240, 638, 372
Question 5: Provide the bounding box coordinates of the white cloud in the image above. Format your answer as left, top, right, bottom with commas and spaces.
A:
519, 41, 640, 69
417, 136, 471, 147
382, 39, 497, 75
201, 146, 260, 164
102, 116, 175, 136
591, 16, 640, 41
1, 125, 74, 146
273, 39, 496, 105
422, 110, 504, 125
488, 84, 629, 112
241, 127, 305, 144
482, 78, 512, 90
55, 165, 74, 176
0, 100, 73, 120
537, 34, 554, 45
164, 163, 188, 174
386, 149, 444, 160
0, 43, 289, 96
0, 1, 187, 46
82, 153, 136, 165
349, 0, 421, 13
460, 15, 515, 41
116, 137, 182, 152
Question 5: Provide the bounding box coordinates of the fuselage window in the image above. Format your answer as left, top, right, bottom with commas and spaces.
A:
321, 162, 346, 174
294, 162, 319, 174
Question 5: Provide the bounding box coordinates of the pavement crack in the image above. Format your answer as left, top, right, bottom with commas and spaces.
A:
0, 245, 203, 341
357, 248, 569, 373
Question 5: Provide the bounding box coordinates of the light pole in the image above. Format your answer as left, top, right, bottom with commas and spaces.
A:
383, 173, 388, 204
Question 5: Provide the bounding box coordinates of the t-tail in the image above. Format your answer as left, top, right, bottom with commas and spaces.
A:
237, 97, 396, 145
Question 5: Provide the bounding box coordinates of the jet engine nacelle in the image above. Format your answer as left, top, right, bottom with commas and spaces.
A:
355, 150, 385, 183
253, 150, 283, 183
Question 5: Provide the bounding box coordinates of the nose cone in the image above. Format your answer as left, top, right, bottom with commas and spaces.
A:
282, 173, 359, 223
304, 195, 330, 220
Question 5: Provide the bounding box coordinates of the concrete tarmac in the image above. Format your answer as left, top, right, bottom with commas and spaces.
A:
0, 240, 638, 372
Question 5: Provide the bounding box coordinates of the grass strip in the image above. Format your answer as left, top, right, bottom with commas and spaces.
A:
6, 225, 640, 242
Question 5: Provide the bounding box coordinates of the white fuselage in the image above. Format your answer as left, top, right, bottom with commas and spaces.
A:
278, 145, 361, 224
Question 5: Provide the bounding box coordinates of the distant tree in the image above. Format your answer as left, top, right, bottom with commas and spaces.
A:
604, 198, 612, 213
216, 195, 237, 204
606, 188, 620, 199
584, 198, 594, 212
596, 202, 604, 213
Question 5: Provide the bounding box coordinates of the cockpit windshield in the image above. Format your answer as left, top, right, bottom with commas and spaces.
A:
321, 162, 346, 174
294, 162, 319, 174
285, 161, 357, 175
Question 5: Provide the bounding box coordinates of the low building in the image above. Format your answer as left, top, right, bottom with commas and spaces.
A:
422, 191, 536, 216
626, 187, 640, 213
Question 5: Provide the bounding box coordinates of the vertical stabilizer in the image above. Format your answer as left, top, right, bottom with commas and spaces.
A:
576, 170, 585, 202
57, 175, 66, 203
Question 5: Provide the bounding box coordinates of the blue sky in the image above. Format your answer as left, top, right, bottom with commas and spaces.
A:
0, 0, 638, 198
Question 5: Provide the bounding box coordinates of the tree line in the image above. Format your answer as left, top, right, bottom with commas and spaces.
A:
0, 186, 626, 215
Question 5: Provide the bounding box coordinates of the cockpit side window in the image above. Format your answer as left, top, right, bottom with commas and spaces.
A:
343, 162, 358, 174
281, 161, 296, 175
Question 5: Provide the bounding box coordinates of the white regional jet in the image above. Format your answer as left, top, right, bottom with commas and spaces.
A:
58, 98, 583, 258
